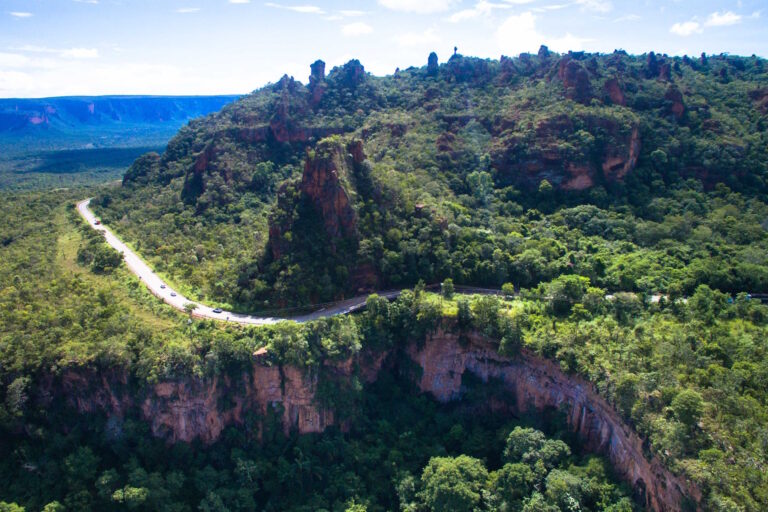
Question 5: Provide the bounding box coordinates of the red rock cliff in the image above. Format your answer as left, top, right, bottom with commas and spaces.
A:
57, 328, 698, 511
407, 329, 699, 512
268, 138, 363, 260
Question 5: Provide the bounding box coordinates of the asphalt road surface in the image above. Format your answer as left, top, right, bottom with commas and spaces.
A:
77, 198, 403, 325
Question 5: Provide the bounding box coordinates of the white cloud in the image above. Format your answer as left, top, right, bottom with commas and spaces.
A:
176, 7, 201, 13
613, 14, 640, 22
342, 22, 373, 36
751, 10, 761, 18
704, 11, 741, 26
393, 28, 441, 46
670, 20, 702, 36
495, 12, 542, 55
378, 0, 457, 14
265, 3, 324, 14
574, 0, 612, 12
73, 0, 99, 4
547, 32, 591, 52
447, 1, 512, 23
14, 45, 99, 60
670, 10, 743, 37
533, 3, 570, 11
339, 10, 364, 17
9, 11, 33, 18
0, 53, 30, 68
61, 48, 99, 59
496, 11, 590, 55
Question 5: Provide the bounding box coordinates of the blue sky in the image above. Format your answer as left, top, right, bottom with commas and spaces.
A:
0, 0, 765, 97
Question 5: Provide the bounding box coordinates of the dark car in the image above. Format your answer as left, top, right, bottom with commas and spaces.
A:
170, 292, 177, 297
212, 308, 223, 314
160, 284, 166, 289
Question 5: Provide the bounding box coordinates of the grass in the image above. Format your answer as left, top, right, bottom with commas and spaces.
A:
57, 203, 182, 332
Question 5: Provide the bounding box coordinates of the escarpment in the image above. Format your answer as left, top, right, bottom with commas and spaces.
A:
53, 326, 697, 512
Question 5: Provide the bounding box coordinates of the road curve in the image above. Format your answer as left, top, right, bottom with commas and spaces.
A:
76, 198, 402, 325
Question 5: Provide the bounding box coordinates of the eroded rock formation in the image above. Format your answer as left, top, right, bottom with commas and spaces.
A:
558, 56, 593, 104
54, 325, 698, 511
491, 114, 641, 191
268, 138, 363, 260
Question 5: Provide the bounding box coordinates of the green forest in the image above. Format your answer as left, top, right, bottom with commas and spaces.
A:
1, 49, 768, 511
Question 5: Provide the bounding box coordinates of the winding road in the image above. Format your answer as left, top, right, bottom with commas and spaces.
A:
77, 198, 404, 325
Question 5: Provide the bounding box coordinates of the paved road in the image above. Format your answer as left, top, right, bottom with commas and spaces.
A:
77, 198, 403, 325
76, 199, 693, 324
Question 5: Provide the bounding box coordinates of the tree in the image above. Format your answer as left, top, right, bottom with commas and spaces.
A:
544, 469, 583, 510
467, 171, 493, 206
504, 427, 570, 469
420, 456, 489, 512
671, 389, 704, 429
491, 463, 534, 506
547, 275, 590, 316
689, 285, 728, 325
521, 492, 559, 512
504, 427, 546, 462
183, 302, 198, 316
615, 373, 640, 419
441, 278, 455, 300
457, 299, 472, 330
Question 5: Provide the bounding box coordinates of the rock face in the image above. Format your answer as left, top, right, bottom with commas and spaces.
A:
427, 52, 438, 76
268, 138, 364, 260
299, 140, 360, 240
492, 114, 641, 191
749, 88, 768, 114
309, 59, 327, 107
558, 56, 593, 104
665, 85, 685, 120
55, 326, 698, 511
604, 77, 626, 106
407, 329, 699, 512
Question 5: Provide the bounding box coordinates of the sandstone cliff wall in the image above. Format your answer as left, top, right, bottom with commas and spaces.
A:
57, 329, 697, 511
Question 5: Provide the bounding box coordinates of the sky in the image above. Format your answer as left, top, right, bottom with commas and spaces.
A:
0, 0, 765, 98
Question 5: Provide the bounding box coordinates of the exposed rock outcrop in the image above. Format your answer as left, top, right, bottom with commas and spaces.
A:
55, 326, 698, 511
427, 52, 438, 76
268, 138, 364, 260
749, 87, 768, 114
299, 140, 359, 240
604, 77, 626, 106
491, 114, 641, 191
665, 85, 685, 120
558, 56, 593, 104
309, 59, 327, 107
407, 329, 699, 512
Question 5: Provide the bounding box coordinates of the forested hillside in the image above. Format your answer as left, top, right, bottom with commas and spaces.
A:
94, 50, 768, 311
3, 49, 768, 511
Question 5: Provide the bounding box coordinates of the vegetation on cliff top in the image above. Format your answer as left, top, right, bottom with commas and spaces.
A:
94, 50, 768, 310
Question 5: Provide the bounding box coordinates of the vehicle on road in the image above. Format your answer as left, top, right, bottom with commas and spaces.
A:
94, 220, 101, 225
170, 292, 177, 297
212, 308, 223, 314
160, 284, 166, 289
